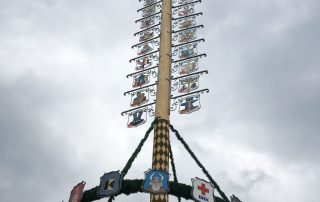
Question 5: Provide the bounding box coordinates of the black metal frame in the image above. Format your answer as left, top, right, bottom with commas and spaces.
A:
172, 0, 201, 9
137, 0, 162, 12
134, 23, 161, 36
171, 70, 208, 80
135, 11, 162, 23
129, 49, 159, 63
172, 38, 205, 48
172, 12, 203, 21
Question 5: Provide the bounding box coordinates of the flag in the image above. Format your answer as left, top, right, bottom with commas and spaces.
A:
68, 181, 86, 202
230, 194, 242, 202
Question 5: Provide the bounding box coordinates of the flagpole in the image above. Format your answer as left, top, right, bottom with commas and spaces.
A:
151, 0, 172, 201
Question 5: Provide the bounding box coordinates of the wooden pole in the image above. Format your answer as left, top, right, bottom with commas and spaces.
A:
151, 0, 172, 202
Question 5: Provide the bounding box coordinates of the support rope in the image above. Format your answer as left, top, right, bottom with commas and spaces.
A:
121, 118, 159, 178
108, 118, 159, 202
169, 124, 230, 202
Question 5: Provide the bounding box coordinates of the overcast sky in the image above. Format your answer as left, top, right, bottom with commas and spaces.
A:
0, 0, 319, 202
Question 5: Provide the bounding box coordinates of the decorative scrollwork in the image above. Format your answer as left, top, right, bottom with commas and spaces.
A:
172, 48, 179, 57
171, 79, 179, 91
149, 85, 157, 96
156, 3, 162, 10
172, 20, 179, 28
171, 63, 179, 73
172, 33, 179, 42
170, 99, 180, 111
152, 39, 160, 46
172, 7, 179, 15
150, 68, 158, 78
155, 13, 161, 21
146, 106, 155, 117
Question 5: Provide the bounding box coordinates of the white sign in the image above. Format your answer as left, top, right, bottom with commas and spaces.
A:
191, 177, 215, 202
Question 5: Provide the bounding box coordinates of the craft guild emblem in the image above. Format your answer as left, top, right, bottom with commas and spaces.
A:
97, 171, 122, 197
142, 169, 169, 194
191, 177, 215, 202
179, 95, 200, 114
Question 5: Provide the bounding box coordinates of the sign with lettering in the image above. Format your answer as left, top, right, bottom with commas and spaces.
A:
191, 177, 215, 202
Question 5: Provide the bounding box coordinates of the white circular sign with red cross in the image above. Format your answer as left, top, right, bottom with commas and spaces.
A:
191, 177, 215, 202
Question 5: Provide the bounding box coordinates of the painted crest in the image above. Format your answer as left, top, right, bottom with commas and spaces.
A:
138, 42, 154, 55
179, 29, 196, 43
178, 75, 199, 93
179, 17, 196, 29
230, 194, 242, 202
178, 4, 195, 16
142, 169, 170, 194
132, 72, 150, 88
97, 171, 122, 197
130, 89, 149, 107
179, 59, 198, 75
68, 181, 86, 202
139, 31, 155, 42
179, 95, 201, 114
136, 56, 153, 70
142, 5, 156, 17
179, 43, 198, 59
191, 177, 215, 202
127, 109, 147, 128
140, 18, 155, 29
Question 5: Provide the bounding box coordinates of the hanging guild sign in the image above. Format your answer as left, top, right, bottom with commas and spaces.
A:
191, 178, 215, 202
132, 72, 150, 88
179, 59, 198, 75
130, 89, 149, 107
179, 94, 201, 114
230, 194, 242, 202
68, 181, 86, 202
144, 0, 156, 6
97, 171, 122, 197
179, 16, 196, 29
179, 29, 196, 43
140, 17, 155, 29
127, 109, 147, 128
139, 30, 154, 42
142, 5, 156, 17
142, 169, 170, 194
178, 4, 195, 16
178, 75, 199, 93
179, 43, 198, 59
138, 42, 154, 55
136, 56, 153, 70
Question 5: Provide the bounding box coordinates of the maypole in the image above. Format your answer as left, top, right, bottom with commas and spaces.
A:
67, 1, 243, 202
150, 0, 172, 202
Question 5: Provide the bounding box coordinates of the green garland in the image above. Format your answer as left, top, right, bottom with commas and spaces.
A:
169, 124, 230, 202
81, 180, 226, 202
80, 120, 230, 202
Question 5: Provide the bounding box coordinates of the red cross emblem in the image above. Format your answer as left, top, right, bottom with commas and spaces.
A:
197, 183, 209, 195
